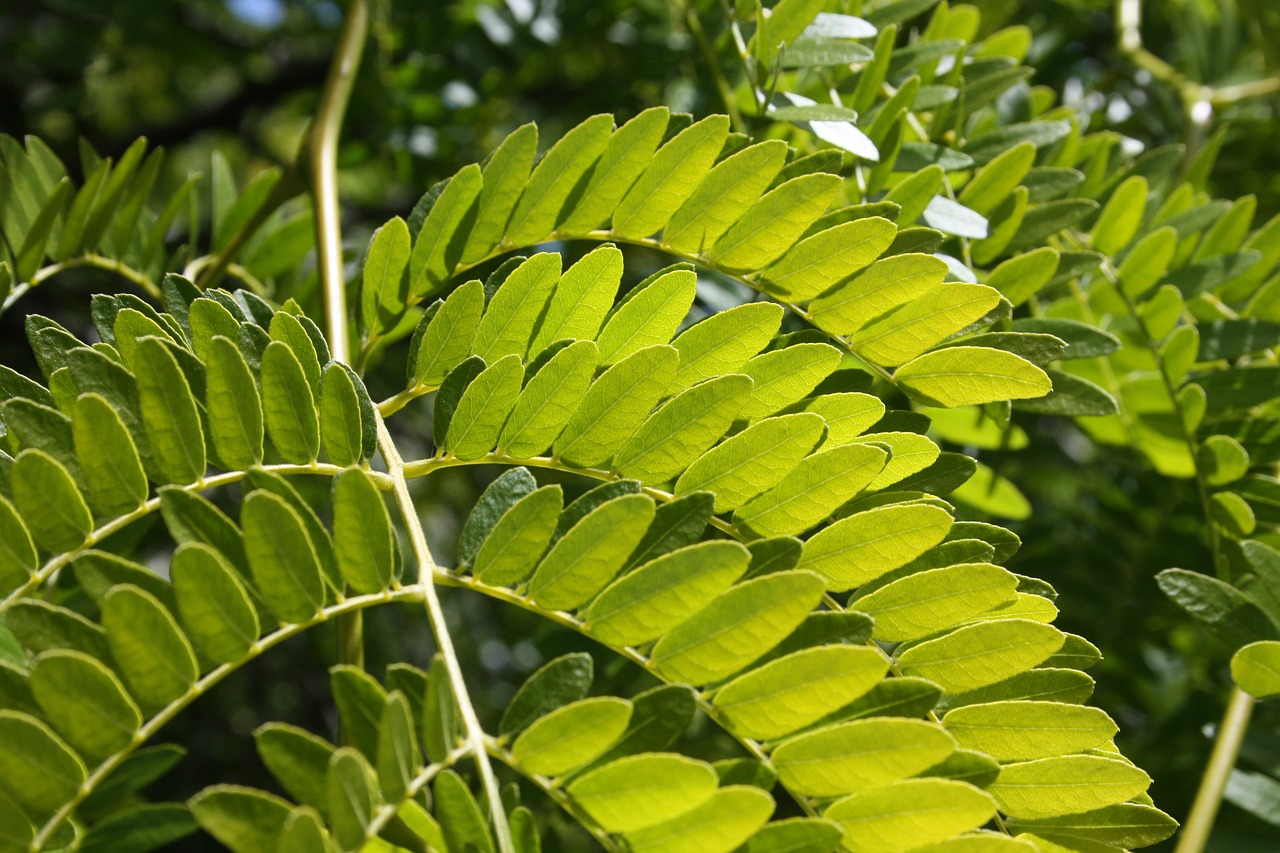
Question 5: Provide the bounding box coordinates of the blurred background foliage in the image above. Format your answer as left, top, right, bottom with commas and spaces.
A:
7, 0, 1280, 849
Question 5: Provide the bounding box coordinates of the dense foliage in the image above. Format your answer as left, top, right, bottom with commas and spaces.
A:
3, 0, 1280, 851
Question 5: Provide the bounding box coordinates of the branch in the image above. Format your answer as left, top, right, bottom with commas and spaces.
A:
376, 415, 515, 853
1176, 686, 1255, 853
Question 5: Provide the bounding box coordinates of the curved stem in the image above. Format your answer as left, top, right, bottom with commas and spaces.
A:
363, 744, 472, 841
311, 0, 368, 366
9, 254, 162, 314
310, 0, 369, 676
0, 462, 377, 616
485, 738, 624, 852
1175, 686, 1255, 853
1066, 234, 1227, 580
680, 1, 747, 133
28, 586, 428, 851
376, 416, 515, 853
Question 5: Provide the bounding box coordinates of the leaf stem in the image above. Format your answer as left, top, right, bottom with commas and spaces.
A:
311, 0, 368, 366
484, 738, 625, 852
28, 586, 428, 851
681, 1, 747, 133
310, 0, 369, 675
0, 462, 373, 617
376, 416, 515, 853
1175, 685, 1255, 853
1071, 237, 1228, 580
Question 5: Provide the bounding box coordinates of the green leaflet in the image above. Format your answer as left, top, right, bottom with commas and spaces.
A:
507, 113, 613, 245
613, 374, 752, 483
376, 692, 418, 802
715, 645, 888, 740
190, 786, 293, 853
242, 491, 325, 623
511, 696, 631, 776
0, 710, 86, 816
849, 432, 942, 488
662, 140, 789, 255
806, 393, 885, 447
990, 756, 1150, 819
261, 341, 320, 464
134, 336, 205, 485
626, 786, 775, 853
101, 584, 199, 710
409, 163, 483, 300
30, 649, 140, 761
810, 254, 948, 335
171, 543, 259, 664
276, 807, 334, 853
823, 778, 996, 853
1232, 640, 1280, 699
798, 503, 953, 591
740, 818, 844, 853
671, 302, 783, 394
774, 718, 957, 797
560, 107, 669, 234
852, 283, 1004, 366
527, 493, 654, 611
414, 279, 484, 387
567, 753, 718, 833
585, 540, 750, 646
987, 247, 1060, 307
5, 399, 77, 476
595, 269, 697, 366
318, 364, 362, 467
0, 496, 36, 595
529, 245, 623, 352
72, 393, 147, 517
13, 448, 93, 553
360, 216, 411, 337
958, 141, 1037, 215
72, 550, 173, 610
472, 485, 562, 586
624, 492, 716, 570
1091, 176, 1148, 256
739, 343, 842, 421
942, 668, 1096, 710
943, 701, 1118, 762
330, 665, 386, 758
435, 770, 495, 853
444, 353, 524, 460
6, 599, 111, 663
1005, 804, 1178, 849
711, 174, 842, 272
458, 467, 537, 569
205, 336, 263, 471
246, 469, 342, 596
855, 563, 1020, 642
1118, 226, 1177, 297
896, 346, 1051, 408
79, 803, 198, 852
650, 571, 826, 684
761, 218, 897, 301
114, 309, 182, 369
734, 443, 888, 537
333, 469, 394, 594
554, 345, 679, 468
500, 651, 592, 738
327, 748, 375, 852
256, 723, 335, 811
462, 123, 537, 262
499, 340, 598, 458
898, 619, 1065, 693
473, 253, 561, 362
676, 413, 825, 512
268, 313, 323, 398
614, 114, 729, 239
